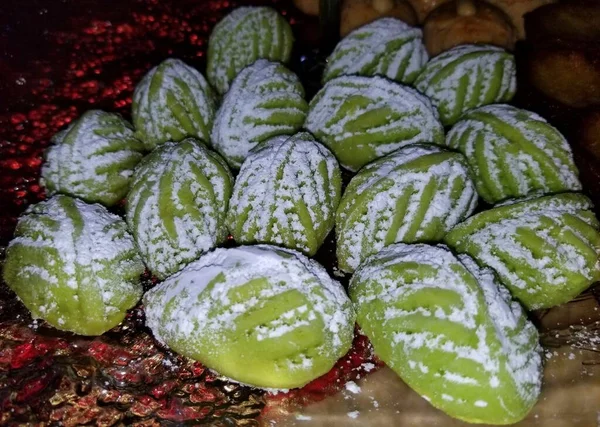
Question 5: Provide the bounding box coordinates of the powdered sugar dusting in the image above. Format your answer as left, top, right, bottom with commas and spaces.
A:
41, 110, 145, 206
344, 381, 361, 394
143, 245, 355, 389
227, 132, 341, 256
350, 243, 541, 421
207, 7, 293, 94
336, 144, 477, 272
446, 104, 581, 203
305, 75, 444, 172
323, 18, 428, 84
212, 60, 307, 169
132, 58, 216, 149
415, 44, 516, 125
5, 195, 144, 334
126, 139, 233, 279
445, 193, 600, 309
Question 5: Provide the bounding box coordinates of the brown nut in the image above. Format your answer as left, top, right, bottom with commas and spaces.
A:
486, 0, 556, 39
527, 49, 600, 108
406, 0, 450, 22
293, 0, 320, 15
423, 0, 517, 56
340, 0, 418, 36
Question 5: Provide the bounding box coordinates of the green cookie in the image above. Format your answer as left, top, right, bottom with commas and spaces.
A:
227, 132, 341, 256
207, 7, 294, 95
323, 18, 428, 85
211, 60, 308, 169
336, 144, 477, 272
41, 110, 145, 206
143, 245, 355, 389
305, 75, 444, 172
446, 104, 581, 204
445, 193, 600, 309
126, 139, 233, 279
415, 45, 516, 126
350, 243, 542, 424
3, 195, 144, 336
132, 58, 217, 150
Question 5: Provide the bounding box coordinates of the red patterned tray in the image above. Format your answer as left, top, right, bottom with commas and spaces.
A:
0, 1, 382, 424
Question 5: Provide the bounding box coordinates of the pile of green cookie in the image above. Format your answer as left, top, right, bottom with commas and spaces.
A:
4, 6, 600, 425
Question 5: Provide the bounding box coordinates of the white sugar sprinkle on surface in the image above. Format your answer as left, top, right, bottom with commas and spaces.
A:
323, 18, 427, 84
143, 245, 355, 388
350, 243, 542, 415
212, 59, 307, 169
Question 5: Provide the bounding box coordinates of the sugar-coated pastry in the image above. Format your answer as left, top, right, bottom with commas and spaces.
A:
336, 144, 477, 272
126, 139, 233, 280
227, 132, 341, 256
41, 110, 145, 207
3, 195, 145, 336
207, 7, 294, 94
350, 243, 542, 424
323, 18, 428, 85
131, 58, 217, 150
305, 75, 444, 171
446, 104, 581, 204
211, 60, 308, 169
445, 193, 600, 309
144, 245, 355, 389
414, 44, 516, 126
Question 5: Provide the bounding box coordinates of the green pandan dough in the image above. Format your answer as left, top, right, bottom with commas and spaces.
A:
415, 45, 516, 126
3, 195, 144, 336
323, 18, 428, 85
350, 243, 542, 425
132, 58, 217, 150
446, 104, 581, 204
144, 245, 355, 389
126, 139, 233, 279
305, 75, 444, 172
41, 110, 145, 207
212, 60, 308, 169
207, 7, 294, 95
227, 132, 341, 256
445, 193, 600, 309
336, 144, 477, 273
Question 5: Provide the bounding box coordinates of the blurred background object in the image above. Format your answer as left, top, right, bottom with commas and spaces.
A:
294, 0, 418, 35
294, 0, 558, 44
523, 0, 600, 108
340, 0, 417, 35
423, 0, 516, 56
486, 0, 555, 39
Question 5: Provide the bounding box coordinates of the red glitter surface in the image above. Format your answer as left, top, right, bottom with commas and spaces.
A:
0, 0, 378, 424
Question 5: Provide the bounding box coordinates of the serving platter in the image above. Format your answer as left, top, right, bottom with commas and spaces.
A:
1, 0, 599, 426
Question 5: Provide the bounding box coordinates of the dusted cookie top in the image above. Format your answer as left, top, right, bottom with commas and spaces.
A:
323, 18, 428, 85
350, 243, 542, 425
415, 44, 516, 126
446, 104, 581, 204
306, 75, 444, 172
126, 139, 233, 280
212, 60, 308, 169
227, 132, 341, 256
336, 144, 477, 272
41, 110, 145, 207
144, 245, 355, 389
3, 195, 144, 336
132, 58, 217, 150
445, 193, 600, 309
207, 7, 294, 94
